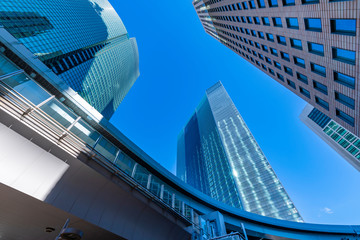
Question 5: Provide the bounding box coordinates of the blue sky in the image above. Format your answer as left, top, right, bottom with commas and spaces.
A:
109, 0, 360, 224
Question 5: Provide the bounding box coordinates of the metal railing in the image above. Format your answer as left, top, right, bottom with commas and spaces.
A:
210, 232, 245, 240
0, 76, 207, 234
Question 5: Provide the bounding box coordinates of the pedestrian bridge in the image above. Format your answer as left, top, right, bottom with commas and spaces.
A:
0, 26, 359, 240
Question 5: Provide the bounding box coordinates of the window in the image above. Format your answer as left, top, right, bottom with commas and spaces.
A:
266, 33, 274, 41
256, 60, 260, 66
269, 68, 275, 75
237, 3, 242, 9
249, 0, 257, 8
272, 17, 283, 27
277, 73, 284, 81
308, 42, 324, 56
241, 16, 246, 22
242, 2, 249, 9
287, 79, 296, 89
347, 145, 359, 156
336, 109, 354, 126
344, 133, 356, 143
262, 17, 270, 25
284, 66, 293, 76
311, 62, 326, 77
335, 92, 355, 109
277, 35, 286, 45
286, 18, 299, 29
245, 28, 250, 35
274, 61, 281, 69
304, 18, 322, 32
269, 0, 279, 7
270, 48, 278, 56
251, 30, 256, 36
262, 45, 268, 52
257, 0, 266, 7
249, 40, 254, 46
316, 97, 329, 110
313, 80, 328, 94
294, 56, 305, 68
258, 53, 264, 59
265, 57, 272, 64
334, 71, 355, 89
281, 51, 290, 61
290, 38, 302, 50
258, 31, 265, 38
300, 87, 311, 98
282, 0, 295, 5
296, 72, 308, 84
247, 16, 253, 23
255, 42, 261, 48
254, 17, 260, 24
302, 0, 319, 4
332, 47, 356, 65
262, 64, 267, 70
330, 19, 356, 36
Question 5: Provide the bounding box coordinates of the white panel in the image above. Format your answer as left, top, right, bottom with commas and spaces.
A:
0, 123, 69, 200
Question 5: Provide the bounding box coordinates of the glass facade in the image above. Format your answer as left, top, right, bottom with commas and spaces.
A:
177, 82, 303, 222
309, 108, 360, 160
0, 0, 139, 119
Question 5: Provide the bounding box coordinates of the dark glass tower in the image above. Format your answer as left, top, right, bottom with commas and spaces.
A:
0, 0, 139, 119
177, 82, 303, 222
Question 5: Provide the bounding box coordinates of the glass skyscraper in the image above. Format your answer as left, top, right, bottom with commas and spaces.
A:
177, 82, 303, 222
300, 105, 360, 172
0, 0, 139, 119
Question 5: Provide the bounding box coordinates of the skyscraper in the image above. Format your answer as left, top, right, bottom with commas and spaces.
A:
193, 0, 359, 138
300, 105, 360, 171
177, 82, 303, 222
0, 0, 139, 119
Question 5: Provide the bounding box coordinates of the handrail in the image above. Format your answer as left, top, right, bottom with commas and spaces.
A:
0, 81, 196, 228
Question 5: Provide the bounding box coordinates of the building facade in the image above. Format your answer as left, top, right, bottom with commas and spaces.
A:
300, 105, 360, 171
0, 0, 139, 119
193, 0, 359, 138
177, 82, 303, 222
0, 22, 359, 240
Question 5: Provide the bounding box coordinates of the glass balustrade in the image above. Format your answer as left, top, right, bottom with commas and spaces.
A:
0, 54, 19, 75
0, 52, 201, 228
114, 152, 136, 175
94, 137, 118, 162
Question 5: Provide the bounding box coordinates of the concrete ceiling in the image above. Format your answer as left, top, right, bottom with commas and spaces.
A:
0, 183, 126, 240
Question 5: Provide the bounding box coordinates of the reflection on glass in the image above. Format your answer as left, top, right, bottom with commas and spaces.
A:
174, 196, 183, 214
149, 175, 162, 197
0, 54, 19, 76
184, 204, 192, 220
162, 186, 173, 206
134, 164, 149, 187
115, 152, 135, 175
4, 73, 51, 105
94, 137, 118, 161
70, 119, 100, 147
40, 99, 77, 128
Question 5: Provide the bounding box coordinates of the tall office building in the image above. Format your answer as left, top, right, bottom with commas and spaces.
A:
177, 82, 303, 222
0, 0, 139, 119
300, 105, 360, 171
193, 0, 359, 138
